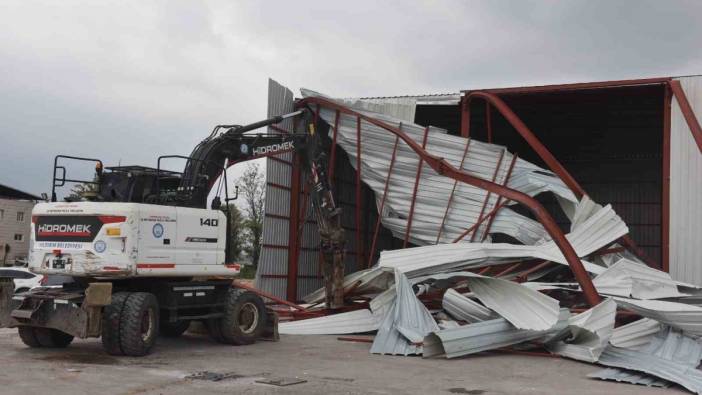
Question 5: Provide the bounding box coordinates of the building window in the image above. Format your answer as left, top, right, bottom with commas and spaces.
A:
14, 234, 23, 242
0, 209, 4, 220
16, 212, 24, 222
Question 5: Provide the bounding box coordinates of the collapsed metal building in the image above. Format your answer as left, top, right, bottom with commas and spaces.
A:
255, 76, 702, 302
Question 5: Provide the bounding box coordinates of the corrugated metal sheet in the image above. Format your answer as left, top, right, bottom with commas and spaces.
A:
278, 307, 387, 335
590, 328, 702, 394
613, 297, 702, 336
670, 76, 702, 286
593, 258, 687, 299
255, 79, 294, 298
423, 309, 569, 359
442, 289, 497, 323
546, 299, 616, 362
609, 318, 662, 350
370, 270, 439, 355
465, 274, 560, 331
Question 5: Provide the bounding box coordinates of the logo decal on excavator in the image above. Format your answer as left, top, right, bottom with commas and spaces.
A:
200, 218, 219, 227
253, 141, 294, 156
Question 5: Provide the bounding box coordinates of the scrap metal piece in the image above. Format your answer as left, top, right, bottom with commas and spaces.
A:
370, 271, 439, 355
546, 299, 616, 362
442, 289, 497, 323
593, 258, 688, 299
465, 274, 560, 331
278, 307, 387, 335
609, 318, 662, 350
613, 298, 702, 336
591, 331, 702, 394
423, 309, 569, 359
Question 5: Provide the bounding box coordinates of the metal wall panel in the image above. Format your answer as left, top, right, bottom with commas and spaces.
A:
669, 76, 702, 285
255, 79, 295, 298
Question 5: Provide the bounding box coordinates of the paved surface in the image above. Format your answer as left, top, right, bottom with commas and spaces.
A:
0, 328, 684, 395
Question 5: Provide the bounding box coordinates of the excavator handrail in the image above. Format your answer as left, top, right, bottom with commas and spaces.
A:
296, 96, 602, 306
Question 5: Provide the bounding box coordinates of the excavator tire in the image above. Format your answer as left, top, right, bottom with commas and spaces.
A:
119, 292, 159, 356
208, 289, 266, 345
101, 292, 130, 355
18, 327, 42, 348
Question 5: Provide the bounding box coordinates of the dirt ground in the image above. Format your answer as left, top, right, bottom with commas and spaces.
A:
0, 328, 685, 395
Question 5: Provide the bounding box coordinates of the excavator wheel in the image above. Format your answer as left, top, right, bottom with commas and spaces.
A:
207, 288, 267, 345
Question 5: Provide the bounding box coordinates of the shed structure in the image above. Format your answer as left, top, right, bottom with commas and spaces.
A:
256, 77, 702, 301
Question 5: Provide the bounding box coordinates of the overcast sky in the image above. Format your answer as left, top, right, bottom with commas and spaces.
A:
1, 0, 701, 196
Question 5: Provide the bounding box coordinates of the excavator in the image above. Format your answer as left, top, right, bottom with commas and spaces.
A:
0, 108, 346, 356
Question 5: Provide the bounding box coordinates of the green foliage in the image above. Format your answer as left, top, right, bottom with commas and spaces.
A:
238, 265, 257, 279
220, 203, 245, 261
239, 163, 265, 268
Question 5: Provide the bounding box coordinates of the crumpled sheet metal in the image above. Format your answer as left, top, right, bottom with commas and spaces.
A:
442, 289, 497, 323
423, 309, 570, 359
464, 274, 561, 331
278, 307, 386, 335
613, 298, 702, 337
301, 88, 578, 246
609, 318, 662, 350
375, 200, 625, 278
590, 327, 702, 393
593, 258, 689, 299
546, 299, 617, 362
370, 271, 439, 355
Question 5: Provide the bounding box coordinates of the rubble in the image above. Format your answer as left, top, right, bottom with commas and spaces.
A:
274, 89, 702, 394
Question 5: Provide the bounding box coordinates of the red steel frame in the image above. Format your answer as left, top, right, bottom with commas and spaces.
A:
278, 76, 702, 303
460, 77, 702, 273
297, 96, 602, 306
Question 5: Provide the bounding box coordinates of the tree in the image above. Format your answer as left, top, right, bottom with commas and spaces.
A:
65, 179, 98, 201
221, 203, 245, 261
239, 163, 265, 268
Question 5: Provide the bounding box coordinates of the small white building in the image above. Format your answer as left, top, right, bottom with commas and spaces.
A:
0, 184, 41, 266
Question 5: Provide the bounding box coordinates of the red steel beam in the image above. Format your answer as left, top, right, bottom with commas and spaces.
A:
436, 138, 472, 244
669, 79, 702, 153
355, 116, 364, 268
233, 280, 307, 311
297, 96, 602, 306
404, 126, 431, 248
662, 84, 672, 272
453, 200, 511, 243
470, 77, 671, 95
460, 96, 471, 138
369, 134, 401, 265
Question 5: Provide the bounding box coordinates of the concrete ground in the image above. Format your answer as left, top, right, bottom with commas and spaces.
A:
0, 328, 685, 395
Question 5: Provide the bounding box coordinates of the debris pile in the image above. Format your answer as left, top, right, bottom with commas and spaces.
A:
268, 87, 702, 393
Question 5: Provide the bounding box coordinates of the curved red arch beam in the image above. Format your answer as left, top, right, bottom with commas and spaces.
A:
297, 96, 602, 306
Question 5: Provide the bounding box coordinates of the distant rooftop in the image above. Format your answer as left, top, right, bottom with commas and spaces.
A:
0, 183, 42, 200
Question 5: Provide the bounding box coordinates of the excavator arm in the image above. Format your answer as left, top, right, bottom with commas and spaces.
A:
181, 108, 347, 308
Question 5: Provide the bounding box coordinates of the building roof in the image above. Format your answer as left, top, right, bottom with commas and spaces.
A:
0, 183, 42, 201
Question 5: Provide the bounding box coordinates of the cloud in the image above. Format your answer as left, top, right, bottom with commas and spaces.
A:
1, 0, 701, 195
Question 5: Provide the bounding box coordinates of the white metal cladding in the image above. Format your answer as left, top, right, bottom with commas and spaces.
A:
300, 88, 578, 247
670, 76, 702, 286
256, 79, 295, 298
